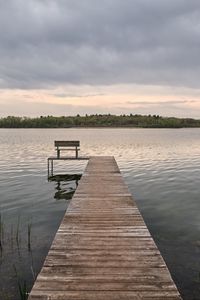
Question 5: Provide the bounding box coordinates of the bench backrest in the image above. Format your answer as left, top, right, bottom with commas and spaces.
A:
55, 141, 80, 147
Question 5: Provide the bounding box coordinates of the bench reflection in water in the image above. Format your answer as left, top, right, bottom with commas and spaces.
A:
48, 174, 82, 201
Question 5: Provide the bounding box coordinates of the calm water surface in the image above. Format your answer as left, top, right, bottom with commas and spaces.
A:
0, 128, 200, 299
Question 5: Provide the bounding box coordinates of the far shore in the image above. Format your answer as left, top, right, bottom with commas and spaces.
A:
1, 126, 199, 129
1, 114, 200, 129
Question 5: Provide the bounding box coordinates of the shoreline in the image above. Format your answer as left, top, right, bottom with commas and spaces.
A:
0, 126, 200, 129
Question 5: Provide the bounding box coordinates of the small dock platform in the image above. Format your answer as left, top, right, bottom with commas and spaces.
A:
29, 156, 181, 299
47, 140, 89, 177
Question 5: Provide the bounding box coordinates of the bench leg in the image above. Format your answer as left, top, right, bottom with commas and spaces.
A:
76, 147, 78, 158
57, 149, 60, 158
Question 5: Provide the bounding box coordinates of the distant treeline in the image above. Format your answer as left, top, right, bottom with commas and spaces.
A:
0, 114, 200, 128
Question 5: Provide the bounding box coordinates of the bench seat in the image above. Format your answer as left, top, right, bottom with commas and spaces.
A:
54, 141, 80, 158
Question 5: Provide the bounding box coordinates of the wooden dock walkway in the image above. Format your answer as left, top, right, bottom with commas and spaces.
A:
29, 156, 181, 300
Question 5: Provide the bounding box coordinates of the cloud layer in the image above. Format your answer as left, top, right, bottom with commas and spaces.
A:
0, 0, 200, 89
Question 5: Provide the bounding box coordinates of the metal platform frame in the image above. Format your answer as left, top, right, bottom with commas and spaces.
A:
47, 156, 90, 177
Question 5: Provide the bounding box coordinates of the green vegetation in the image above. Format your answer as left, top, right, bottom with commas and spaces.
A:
13, 265, 29, 300
0, 215, 34, 300
0, 114, 200, 128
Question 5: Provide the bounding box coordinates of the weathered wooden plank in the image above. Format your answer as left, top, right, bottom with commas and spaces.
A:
28, 156, 181, 300
29, 290, 180, 300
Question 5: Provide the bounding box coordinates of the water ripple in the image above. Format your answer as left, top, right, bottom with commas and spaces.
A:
0, 128, 200, 299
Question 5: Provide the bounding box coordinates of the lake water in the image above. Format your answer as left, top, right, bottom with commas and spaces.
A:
0, 128, 200, 299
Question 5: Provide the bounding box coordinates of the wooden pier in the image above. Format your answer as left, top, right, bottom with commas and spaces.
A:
29, 156, 181, 299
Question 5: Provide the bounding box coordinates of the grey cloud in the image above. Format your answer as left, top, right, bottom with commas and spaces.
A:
125, 99, 198, 106
0, 0, 200, 89
1, 97, 200, 118
52, 93, 105, 98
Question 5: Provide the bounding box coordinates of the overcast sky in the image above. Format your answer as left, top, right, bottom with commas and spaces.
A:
0, 0, 200, 117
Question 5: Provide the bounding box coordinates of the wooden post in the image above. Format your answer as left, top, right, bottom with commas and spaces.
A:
51, 159, 53, 176
47, 159, 50, 178
57, 148, 60, 158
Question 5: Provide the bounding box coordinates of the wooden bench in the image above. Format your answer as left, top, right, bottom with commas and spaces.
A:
54, 141, 80, 159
